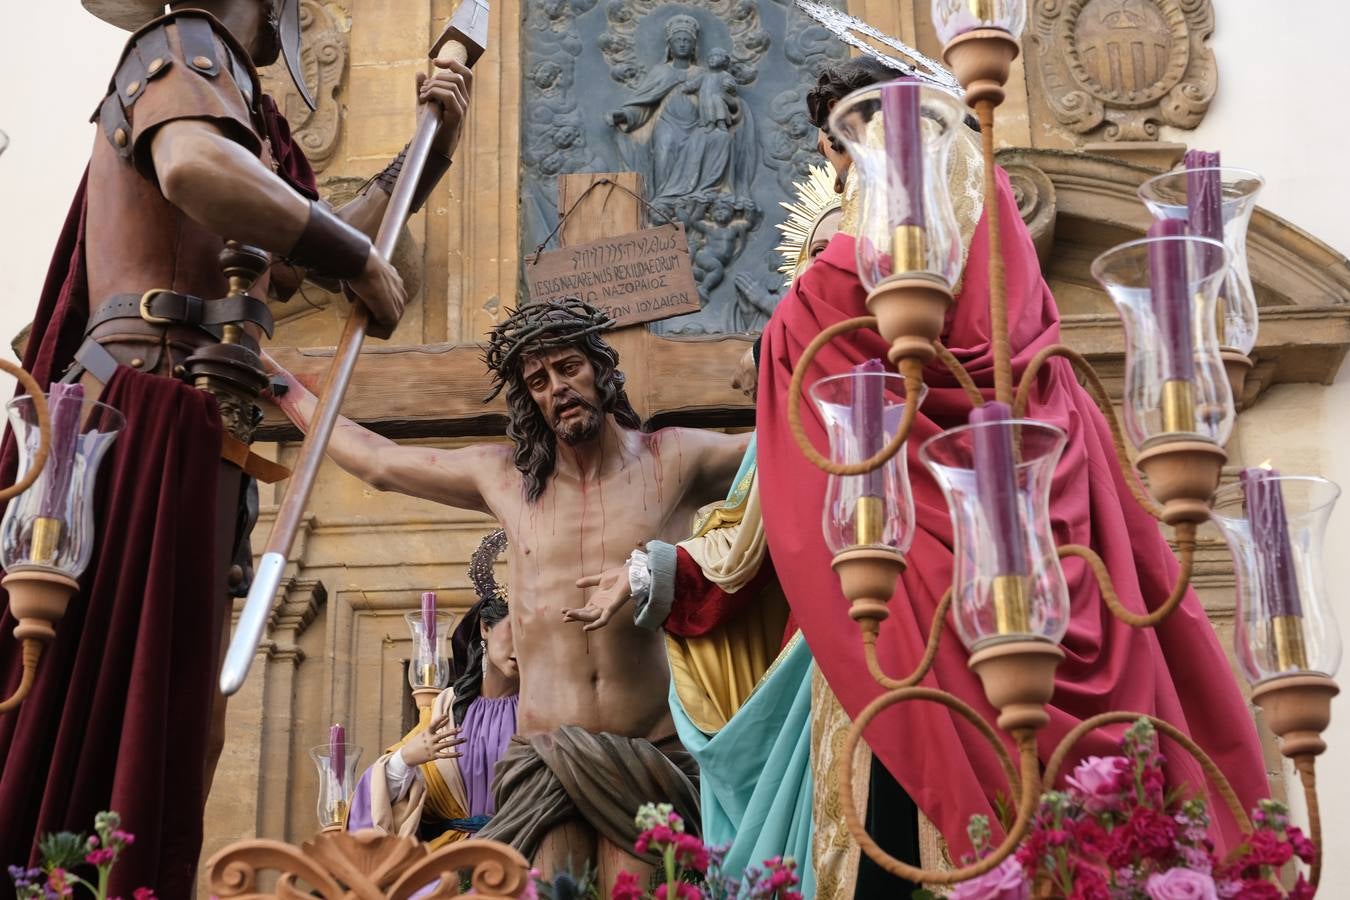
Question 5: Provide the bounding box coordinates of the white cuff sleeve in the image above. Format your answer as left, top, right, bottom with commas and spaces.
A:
385, 748, 417, 801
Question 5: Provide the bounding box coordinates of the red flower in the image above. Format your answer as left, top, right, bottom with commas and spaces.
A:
1108, 808, 1177, 868
1067, 866, 1110, 900
672, 833, 710, 874
1230, 880, 1280, 900
85, 848, 116, 867
653, 883, 700, 900
1242, 831, 1293, 869
1285, 827, 1316, 865
612, 870, 644, 900
133, 889, 156, 900
1068, 818, 1110, 859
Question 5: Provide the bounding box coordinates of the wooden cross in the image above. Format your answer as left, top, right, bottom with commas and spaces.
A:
259, 173, 754, 441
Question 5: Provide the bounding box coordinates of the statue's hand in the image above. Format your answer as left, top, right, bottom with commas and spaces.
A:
399, 712, 464, 769
564, 565, 633, 632
731, 345, 757, 400
418, 58, 474, 156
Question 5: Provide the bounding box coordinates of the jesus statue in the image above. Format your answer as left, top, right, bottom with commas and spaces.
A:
266, 298, 749, 892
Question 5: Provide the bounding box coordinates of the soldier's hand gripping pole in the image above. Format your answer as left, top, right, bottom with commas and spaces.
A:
220, 4, 489, 696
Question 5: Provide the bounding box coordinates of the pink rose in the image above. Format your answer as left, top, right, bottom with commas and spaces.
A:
1145, 869, 1218, 900
1066, 756, 1127, 814
950, 858, 1029, 900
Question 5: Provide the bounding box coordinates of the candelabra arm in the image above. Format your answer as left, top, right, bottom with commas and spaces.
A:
932, 341, 986, 409
861, 588, 952, 690
1295, 755, 1322, 887
838, 686, 1034, 885
1057, 522, 1196, 629
787, 317, 925, 475
0, 361, 52, 503
1043, 711, 1252, 835
0, 639, 42, 713
1014, 343, 1163, 521
975, 99, 1012, 406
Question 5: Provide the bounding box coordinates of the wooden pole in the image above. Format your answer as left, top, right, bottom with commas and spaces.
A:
221, 36, 477, 697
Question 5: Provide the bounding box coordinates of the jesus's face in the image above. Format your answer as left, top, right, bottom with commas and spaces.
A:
522, 346, 604, 446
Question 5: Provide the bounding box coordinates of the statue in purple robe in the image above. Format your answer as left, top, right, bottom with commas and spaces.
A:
347, 531, 518, 845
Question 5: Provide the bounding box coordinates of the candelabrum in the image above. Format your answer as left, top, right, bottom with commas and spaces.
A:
1138, 164, 1265, 407
311, 735, 363, 832
405, 595, 455, 711
783, 0, 1338, 889
0, 376, 117, 714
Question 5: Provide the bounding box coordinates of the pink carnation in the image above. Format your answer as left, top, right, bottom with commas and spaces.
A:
85, 848, 116, 867
1066, 756, 1128, 814
612, 870, 643, 900
1286, 826, 1316, 865
949, 858, 1029, 900
1145, 869, 1218, 900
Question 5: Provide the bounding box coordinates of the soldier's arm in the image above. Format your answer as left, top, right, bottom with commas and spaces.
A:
114, 15, 405, 328
266, 357, 492, 513
151, 119, 308, 249
336, 59, 474, 239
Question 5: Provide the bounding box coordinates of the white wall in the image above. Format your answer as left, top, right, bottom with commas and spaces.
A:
0, 9, 125, 393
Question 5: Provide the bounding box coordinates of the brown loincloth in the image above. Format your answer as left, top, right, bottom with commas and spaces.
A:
477, 725, 700, 861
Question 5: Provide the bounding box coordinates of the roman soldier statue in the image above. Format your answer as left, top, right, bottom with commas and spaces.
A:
0, 1, 472, 895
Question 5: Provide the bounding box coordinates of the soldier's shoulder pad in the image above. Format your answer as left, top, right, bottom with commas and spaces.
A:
91, 10, 260, 158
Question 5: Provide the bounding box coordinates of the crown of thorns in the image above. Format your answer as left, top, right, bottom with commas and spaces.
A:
468, 528, 509, 604
481, 298, 615, 401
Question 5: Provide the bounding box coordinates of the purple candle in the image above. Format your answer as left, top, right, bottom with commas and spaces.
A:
37, 382, 84, 520
1147, 218, 1195, 383
421, 591, 437, 648
329, 723, 345, 780
1239, 468, 1302, 618
1184, 149, 1222, 243
970, 401, 1027, 576
881, 79, 925, 230
851, 359, 886, 498
1185, 149, 1225, 343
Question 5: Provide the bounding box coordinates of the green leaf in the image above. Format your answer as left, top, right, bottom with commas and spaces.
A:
37, 831, 88, 871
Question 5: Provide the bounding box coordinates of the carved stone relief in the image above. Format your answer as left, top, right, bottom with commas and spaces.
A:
1028, 0, 1216, 143
259, 0, 349, 172
520, 0, 847, 333
996, 148, 1058, 267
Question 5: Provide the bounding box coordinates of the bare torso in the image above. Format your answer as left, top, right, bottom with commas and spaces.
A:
477, 424, 726, 739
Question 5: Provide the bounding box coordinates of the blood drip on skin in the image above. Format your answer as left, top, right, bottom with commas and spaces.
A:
648, 432, 665, 506
596, 450, 608, 560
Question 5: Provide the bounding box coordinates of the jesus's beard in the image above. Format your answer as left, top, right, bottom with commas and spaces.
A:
553, 397, 603, 446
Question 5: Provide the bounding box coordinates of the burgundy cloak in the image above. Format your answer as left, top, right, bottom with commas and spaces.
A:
0, 99, 314, 898
755, 169, 1269, 856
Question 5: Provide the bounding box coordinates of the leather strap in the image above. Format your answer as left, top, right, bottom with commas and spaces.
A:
287, 201, 371, 280
376, 142, 452, 215
88, 291, 274, 339
71, 338, 121, 386
221, 434, 292, 484
177, 15, 222, 77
